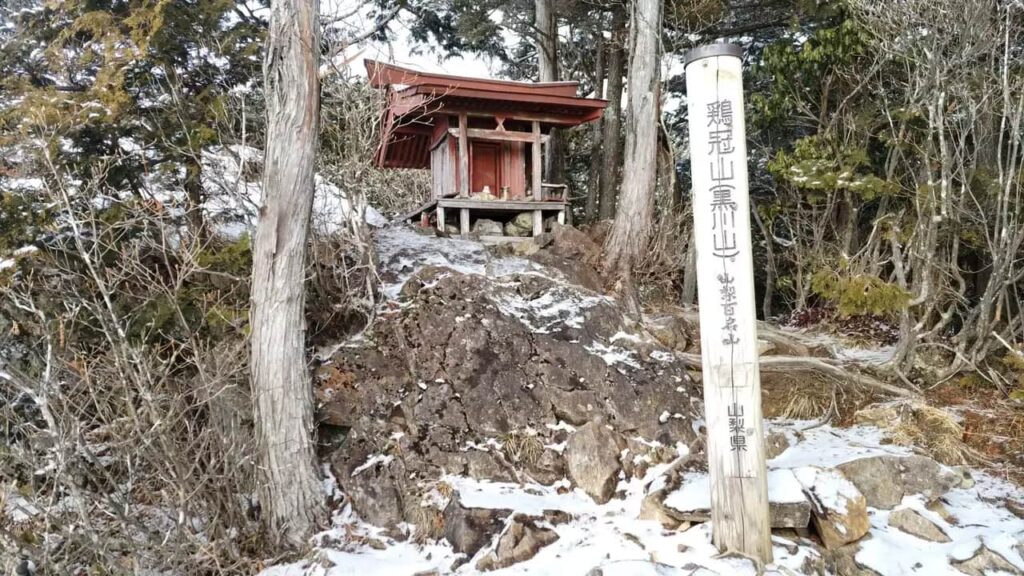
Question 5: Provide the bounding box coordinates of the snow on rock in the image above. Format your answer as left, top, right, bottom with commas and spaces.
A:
350, 454, 394, 477
374, 225, 613, 337
489, 285, 608, 334
260, 508, 459, 576
285, 229, 1024, 575
663, 472, 710, 514
663, 468, 809, 528
264, 461, 817, 576
767, 468, 807, 504
260, 416, 1024, 573
794, 466, 870, 549
260, 420, 1024, 576
793, 467, 861, 515
584, 341, 641, 369
375, 226, 558, 300
445, 476, 597, 517
0, 245, 40, 274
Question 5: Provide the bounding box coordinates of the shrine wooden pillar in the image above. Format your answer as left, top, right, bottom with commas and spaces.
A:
532, 120, 543, 235
458, 112, 470, 198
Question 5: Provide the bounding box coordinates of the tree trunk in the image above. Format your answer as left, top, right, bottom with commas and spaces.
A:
250, 0, 325, 549
603, 0, 661, 275
680, 229, 697, 304
535, 0, 565, 185
598, 7, 626, 220
585, 34, 605, 222
751, 203, 775, 319
184, 155, 206, 243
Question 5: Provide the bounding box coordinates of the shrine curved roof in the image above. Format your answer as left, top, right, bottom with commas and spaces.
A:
366, 59, 607, 169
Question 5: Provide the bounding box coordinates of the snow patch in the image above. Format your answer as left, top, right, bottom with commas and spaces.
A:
490, 288, 608, 334
584, 341, 641, 369
767, 422, 910, 468
351, 454, 393, 477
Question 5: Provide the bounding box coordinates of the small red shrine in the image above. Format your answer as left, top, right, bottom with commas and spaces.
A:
366, 59, 608, 237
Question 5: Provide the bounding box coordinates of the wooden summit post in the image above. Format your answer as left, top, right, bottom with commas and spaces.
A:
684, 43, 772, 564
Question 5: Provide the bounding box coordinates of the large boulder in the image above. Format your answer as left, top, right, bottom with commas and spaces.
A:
660, 470, 813, 529
504, 212, 534, 237
952, 546, 1021, 576
475, 515, 560, 571
334, 449, 408, 528
547, 223, 601, 264
442, 494, 512, 557
825, 543, 882, 576
644, 315, 692, 352
473, 218, 504, 236
768, 469, 812, 528
836, 455, 959, 509
795, 467, 869, 549
639, 489, 687, 529
888, 508, 951, 542
565, 422, 625, 504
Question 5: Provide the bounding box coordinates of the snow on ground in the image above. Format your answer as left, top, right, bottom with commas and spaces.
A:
261, 420, 1024, 576
858, 489, 1024, 575
767, 422, 910, 469
263, 457, 814, 576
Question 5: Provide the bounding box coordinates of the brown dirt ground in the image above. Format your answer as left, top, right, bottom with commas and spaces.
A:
927, 379, 1024, 485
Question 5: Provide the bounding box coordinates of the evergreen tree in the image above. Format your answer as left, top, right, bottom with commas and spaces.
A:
1, 0, 266, 235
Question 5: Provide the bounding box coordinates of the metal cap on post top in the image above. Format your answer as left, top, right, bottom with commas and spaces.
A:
683, 43, 743, 66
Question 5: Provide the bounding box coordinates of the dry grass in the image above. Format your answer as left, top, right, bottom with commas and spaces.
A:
502, 430, 544, 466
410, 480, 454, 543
761, 372, 836, 421
780, 393, 833, 421
410, 505, 446, 543
889, 404, 970, 465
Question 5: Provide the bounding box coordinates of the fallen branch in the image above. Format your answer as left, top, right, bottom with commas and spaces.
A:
673, 352, 920, 398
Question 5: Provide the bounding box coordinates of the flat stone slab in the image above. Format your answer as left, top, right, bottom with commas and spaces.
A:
662, 469, 811, 528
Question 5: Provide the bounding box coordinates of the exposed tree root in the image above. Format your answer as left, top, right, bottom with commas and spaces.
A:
673, 352, 919, 398
673, 308, 819, 357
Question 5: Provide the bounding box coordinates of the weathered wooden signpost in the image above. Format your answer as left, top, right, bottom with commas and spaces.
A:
684, 43, 772, 564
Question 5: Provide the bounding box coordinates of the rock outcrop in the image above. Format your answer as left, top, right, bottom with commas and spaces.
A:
324, 228, 700, 529
837, 455, 959, 509
565, 422, 625, 504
